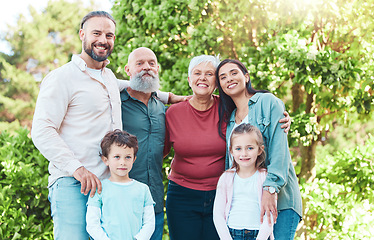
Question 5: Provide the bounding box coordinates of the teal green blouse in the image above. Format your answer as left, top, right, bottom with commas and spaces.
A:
225, 92, 302, 217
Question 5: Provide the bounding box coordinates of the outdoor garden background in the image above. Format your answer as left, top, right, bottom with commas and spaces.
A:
0, 0, 373, 239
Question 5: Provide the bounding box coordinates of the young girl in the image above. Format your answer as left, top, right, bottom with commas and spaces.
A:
86, 130, 155, 240
213, 123, 274, 240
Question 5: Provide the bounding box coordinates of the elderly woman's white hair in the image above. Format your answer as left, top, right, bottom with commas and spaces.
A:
188, 55, 220, 77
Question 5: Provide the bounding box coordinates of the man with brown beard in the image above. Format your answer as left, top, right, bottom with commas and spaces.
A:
31, 11, 120, 239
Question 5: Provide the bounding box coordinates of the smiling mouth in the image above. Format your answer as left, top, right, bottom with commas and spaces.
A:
94, 44, 108, 52
227, 83, 237, 89
197, 83, 209, 87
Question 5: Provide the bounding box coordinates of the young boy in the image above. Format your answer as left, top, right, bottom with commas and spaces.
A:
86, 130, 155, 240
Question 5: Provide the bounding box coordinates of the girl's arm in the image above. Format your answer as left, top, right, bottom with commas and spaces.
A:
257, 211, 274, 240
134, 205, 155, 240
86, 205, 110, 240
213, 173, 233, 240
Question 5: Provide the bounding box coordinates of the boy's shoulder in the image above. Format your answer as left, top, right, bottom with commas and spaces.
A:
131, 179, 150, 190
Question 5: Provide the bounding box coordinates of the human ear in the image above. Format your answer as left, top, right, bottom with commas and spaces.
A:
245, 73, 250, 84
79, 29, 85, 41
258, 145, 265, 156
124, 65, 131, 77
229, 147, 234, 155
101, 156, 109, 166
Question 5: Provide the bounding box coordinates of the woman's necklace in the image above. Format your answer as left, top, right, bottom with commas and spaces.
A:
235, 109, 248, 124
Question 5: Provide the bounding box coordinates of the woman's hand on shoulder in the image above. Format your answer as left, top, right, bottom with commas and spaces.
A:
279, 111, 291, 133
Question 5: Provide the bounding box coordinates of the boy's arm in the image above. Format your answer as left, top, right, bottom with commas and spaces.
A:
134, 205, 155, 240
86, 205, 111, 240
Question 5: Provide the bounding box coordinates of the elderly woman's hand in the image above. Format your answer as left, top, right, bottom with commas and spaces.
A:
279, 111, 291, 133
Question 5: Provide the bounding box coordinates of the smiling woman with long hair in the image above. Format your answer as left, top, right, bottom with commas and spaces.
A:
216, 59, 302, 240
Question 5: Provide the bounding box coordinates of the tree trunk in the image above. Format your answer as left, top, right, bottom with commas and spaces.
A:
291, 82, 304, 112
299, 91, 317, 182
299, 140, 317, 182
292, 84, 318, 239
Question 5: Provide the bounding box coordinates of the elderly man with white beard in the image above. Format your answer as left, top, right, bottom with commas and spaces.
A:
120, 47, 168, 240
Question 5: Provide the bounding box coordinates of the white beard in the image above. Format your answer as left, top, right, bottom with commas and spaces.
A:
129, 70, 160, 93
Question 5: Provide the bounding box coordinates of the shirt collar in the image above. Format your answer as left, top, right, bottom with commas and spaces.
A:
72, 54, 110, 72
120, 88, 158, 102
248, 92, 261, 103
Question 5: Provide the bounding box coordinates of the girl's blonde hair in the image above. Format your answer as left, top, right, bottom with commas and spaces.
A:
229, 123, 266, 171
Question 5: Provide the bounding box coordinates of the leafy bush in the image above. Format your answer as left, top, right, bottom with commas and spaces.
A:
0, 128, 53, 239
299, 134, 374, 239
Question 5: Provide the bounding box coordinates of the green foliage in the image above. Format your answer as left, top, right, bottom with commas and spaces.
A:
0, 58, 38, 131
0, 128, 52, 239
110, 0, 214, 95
5, 0, 90, 70
0, 0, 93, 131
300, 135, 374, 239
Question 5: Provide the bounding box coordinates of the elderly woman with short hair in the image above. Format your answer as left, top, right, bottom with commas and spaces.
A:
164, 55, 290, 240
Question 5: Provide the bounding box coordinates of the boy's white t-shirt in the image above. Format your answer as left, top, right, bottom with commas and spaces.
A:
227, 170, 261, 230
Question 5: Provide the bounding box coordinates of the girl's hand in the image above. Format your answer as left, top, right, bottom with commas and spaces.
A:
260, 190, 278, 225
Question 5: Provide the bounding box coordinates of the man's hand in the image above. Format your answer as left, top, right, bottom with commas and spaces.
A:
279, 111, 291, 133
260, 190, 278, 225
73, 166, 102, 197
168, 93, 191, 104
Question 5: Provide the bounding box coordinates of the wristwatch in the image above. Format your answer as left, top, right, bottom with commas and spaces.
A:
263, 186, 276, 194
